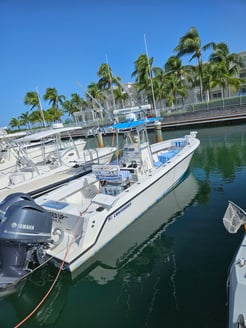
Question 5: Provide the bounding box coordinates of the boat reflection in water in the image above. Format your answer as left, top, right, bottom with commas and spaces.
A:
4, 171, 199, 327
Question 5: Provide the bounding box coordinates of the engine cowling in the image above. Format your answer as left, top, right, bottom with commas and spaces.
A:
0, 193, 52, 280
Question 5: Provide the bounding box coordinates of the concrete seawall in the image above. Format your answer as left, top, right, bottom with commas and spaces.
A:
161, 105, 246, 130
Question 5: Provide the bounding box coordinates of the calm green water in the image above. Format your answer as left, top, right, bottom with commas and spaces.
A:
1, 124, 246, 328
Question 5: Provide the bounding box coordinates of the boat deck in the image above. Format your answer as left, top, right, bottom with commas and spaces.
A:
0, 165, 91, 200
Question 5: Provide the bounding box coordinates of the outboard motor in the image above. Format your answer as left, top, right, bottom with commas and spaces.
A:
0, 193, 52, 285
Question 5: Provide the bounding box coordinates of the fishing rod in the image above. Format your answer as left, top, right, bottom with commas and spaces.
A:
75, 81, 114, 122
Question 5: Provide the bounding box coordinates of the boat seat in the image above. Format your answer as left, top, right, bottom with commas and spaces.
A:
154, 161, 163, 167
158, 149, 179, 164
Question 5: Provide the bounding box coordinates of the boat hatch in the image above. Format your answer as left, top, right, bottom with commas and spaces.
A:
92, 193, 118, 209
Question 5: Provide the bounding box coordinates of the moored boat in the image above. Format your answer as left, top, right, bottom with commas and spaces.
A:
223, 201, 246, 328
0, 126, 86, 174
73, 171, 199, 283
0, 126, 115, 199
0, 120, 199, 288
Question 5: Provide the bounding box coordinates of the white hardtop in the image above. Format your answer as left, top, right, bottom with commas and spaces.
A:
18, 126, 82, 142
0, 131, 27, 140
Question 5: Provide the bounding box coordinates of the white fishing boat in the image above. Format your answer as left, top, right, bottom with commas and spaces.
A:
0, 119, 199, 288
0, 126, 86, 175
0, 129, 27, 170
76, 171, 199, 284
0, 126, 116, 199
222, 201, 246, 328
0, 173, 199, 317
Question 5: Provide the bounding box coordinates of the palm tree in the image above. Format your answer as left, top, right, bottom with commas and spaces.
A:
165, 56, 192, 81
24, 91, 46, 127
164, 56, 192, 105
46, 107, 64, 122
97, 63, 121, 112
164, 73, 187, 109
152, 66, 167, 110
9, 117, 22, 130
113, 86, 129, 108
29, 110, 43, 126
131, 54, 153, 94
87, 83, 105, 120
97, 63, 119, 89
62, 93, 87, 122
174, 26, 215, 102
62, 100, 75, 122
209, 62, 243, 98
71, 93, 87, 108
209, 43, 245, 97
132, 53, 158, 110
43, 88, 65, 121
43, 109, 54, 124
19, 111, 31, 129
201, 62, 217, 101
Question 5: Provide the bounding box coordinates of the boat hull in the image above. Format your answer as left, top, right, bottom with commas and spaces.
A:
227, 234, 246, 328
71, 172, 199, 282
64, 149, 196, 272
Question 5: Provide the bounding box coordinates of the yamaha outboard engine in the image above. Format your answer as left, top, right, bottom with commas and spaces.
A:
0, 193, 52, 286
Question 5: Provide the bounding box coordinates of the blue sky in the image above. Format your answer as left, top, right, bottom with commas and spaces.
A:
1, 0, 246, 127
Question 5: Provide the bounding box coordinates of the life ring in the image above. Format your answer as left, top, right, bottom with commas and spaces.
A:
52, 227, 64, 246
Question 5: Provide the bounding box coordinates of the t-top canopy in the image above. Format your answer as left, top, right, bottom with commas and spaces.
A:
108, 117, 161, 131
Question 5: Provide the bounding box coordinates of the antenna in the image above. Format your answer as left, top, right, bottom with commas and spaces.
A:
105, 54, 117, 112
36, 86, 47, 127
144, 34, 159, 117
